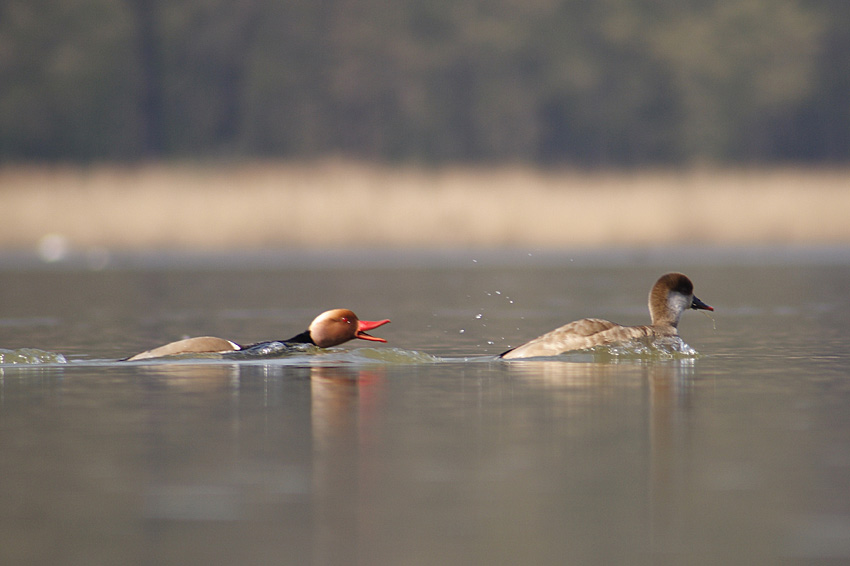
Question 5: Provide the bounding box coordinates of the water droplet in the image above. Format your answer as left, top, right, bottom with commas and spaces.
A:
459, 329, 465, 334
474, 314, 483, 319
701, 310, 717, 330
487, 341, 494, 345
495, 291, 501, 295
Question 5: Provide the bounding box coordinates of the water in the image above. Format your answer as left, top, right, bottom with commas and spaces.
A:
2, 248, 850, 565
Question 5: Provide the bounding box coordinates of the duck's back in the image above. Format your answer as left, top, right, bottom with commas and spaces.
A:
500, 318, 651, 359
125, 336, 240, 361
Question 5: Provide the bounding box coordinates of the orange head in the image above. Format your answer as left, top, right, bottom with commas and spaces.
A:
308, 309, 391, 348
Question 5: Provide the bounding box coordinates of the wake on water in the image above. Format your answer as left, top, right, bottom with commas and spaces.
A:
0, 348, 67, 365
556, 336, 701, 362
0, 336, 699, 367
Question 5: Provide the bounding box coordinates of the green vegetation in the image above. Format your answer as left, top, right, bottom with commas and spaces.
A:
0, 0, 846, 165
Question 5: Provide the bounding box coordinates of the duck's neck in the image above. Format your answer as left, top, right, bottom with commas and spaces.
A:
285, 330, 316, 345
650, 293, 688, 328
650, 314, 679, 330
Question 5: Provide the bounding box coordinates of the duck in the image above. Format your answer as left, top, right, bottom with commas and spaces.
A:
124, 308, 390, 361
500, 272, 712, 359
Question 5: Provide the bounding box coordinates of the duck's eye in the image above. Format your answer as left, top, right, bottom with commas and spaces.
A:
341, 317, 350, 324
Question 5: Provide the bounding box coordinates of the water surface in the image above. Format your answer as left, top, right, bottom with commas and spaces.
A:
2, 248, 850, 565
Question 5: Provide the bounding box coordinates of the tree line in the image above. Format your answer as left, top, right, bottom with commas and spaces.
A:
1, 0, 848, 165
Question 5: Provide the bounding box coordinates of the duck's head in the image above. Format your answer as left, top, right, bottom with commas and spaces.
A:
648, 273, 713, 328
308, 309, 391, 348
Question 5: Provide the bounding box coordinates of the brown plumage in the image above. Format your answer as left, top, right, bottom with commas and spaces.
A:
500, 273, 713, 359
124, 308, 390, 361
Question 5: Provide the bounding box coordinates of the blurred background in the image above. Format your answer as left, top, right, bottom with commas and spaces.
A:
1, 0, 848, 252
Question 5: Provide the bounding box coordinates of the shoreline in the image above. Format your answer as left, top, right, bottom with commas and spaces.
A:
2, 161, 849, 252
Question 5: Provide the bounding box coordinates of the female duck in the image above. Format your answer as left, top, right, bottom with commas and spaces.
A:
500, 273, 712, 359
124, 308, 390, 360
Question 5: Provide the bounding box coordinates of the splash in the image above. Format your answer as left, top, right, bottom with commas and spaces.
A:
0, 348, 68, 365
583, 336, 700, 361
222, 342, 317, 359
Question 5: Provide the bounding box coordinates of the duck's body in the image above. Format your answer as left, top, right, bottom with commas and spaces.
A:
500, 273, 712, 359
124, 309, 390, 361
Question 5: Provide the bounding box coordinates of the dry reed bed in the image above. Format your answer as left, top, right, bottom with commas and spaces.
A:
1, 161, 848, 250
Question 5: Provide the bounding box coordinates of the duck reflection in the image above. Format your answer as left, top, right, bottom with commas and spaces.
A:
504, 359, 696, 556
646, 362, 698, 555
308, 365, 387, 565
310, 366, 386, 447
129, 362, 243, 392
130, 360, 385, 560
151, 361, 386, 553
128, 363, 387, 451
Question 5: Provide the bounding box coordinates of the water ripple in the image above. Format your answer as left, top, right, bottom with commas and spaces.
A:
0, 348, 68, 365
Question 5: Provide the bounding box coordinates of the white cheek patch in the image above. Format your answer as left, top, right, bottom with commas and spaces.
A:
667, 293, 690, 315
